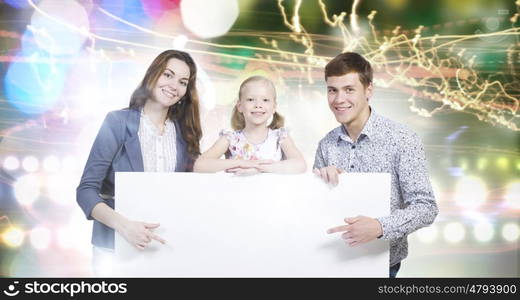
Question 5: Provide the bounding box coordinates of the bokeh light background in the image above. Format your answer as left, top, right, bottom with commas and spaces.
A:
0, 0, 518, 277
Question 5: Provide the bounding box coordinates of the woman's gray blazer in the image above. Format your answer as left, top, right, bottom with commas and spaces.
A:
76, 108, 194, 249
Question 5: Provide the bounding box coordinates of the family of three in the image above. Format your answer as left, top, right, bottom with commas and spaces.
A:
76, 50, 438, 278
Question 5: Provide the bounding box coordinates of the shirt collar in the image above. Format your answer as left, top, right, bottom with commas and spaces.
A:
140, 109, 174, 136
359, 107, 379, 140
336, 107, 379, 143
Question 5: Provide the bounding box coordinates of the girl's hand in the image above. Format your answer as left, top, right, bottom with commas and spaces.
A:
239, 159, 272, 169
255, 160, 276, 173
226, 167, 261, 176
118, 220, 166, 250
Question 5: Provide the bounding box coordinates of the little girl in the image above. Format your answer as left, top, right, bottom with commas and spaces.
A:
194, 76, 306, 175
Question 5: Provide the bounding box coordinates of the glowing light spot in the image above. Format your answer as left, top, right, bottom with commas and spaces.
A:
3, 48, 66, 115
501, 223, 519, 242
13, 174, 42, 207
46, 174, 77, 205
443, 222, 465, 243
29, 226, 52, 250
454, 176, 487, 208
173, 34, 188, 50
3, 156, 20, 171
30, 0, 90, 55
2, 227, 25, 248
496, 157, 509, 170
476, 157, 487, 170
181, 0, 239, 38
22, 156, 39, 173
416, 225, 438, 243
473, 221, 494, 242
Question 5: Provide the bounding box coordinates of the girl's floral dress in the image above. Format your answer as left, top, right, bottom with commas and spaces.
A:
219, 128, 288, 161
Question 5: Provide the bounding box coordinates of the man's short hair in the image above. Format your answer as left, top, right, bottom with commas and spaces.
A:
325, 52, 373, 88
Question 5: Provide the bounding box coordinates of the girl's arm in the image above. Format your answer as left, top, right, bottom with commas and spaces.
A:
193, 136, 267, 173
258, 134, 307, 174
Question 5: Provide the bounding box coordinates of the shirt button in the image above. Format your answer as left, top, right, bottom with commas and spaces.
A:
350, 165, 354, 169
351, 145, 356, 149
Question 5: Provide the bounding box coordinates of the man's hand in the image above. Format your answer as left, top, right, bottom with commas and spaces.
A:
313, 166, 343, 186
326, 216, 383, 246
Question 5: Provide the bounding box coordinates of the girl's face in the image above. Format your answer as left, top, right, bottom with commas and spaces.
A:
237, 80, 276, 127
151, 58, 190, 108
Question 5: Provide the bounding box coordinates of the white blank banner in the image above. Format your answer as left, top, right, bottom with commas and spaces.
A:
114, 173, 390, 277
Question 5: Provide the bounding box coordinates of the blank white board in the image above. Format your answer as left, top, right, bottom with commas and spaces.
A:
114, 173, 390, 277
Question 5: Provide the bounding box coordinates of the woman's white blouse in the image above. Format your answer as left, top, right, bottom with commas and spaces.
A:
138, 111, 177, 172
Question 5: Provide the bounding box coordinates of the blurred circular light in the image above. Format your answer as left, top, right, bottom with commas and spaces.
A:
2, 226, 25, 248
30, 226, 51, 250
3, 156, 20, 171
458, 158, 468, 171
496, 157, 509, 170
173, 34, 188, 50
13, 174, 41, 207
501, 223, 519, 242
454, 176, 487, 208
416, 225, 438, 244
473, 221, 494, 242
504, 181, 520, 209
443, 222, 465, 243
4, 49, 67, 115
181, 0, 239, 38
22, 156, 39, 173
30, 0, 90, 55
476, 157, 487, 170
43, 155, 61, 173
46, 174, 77, 205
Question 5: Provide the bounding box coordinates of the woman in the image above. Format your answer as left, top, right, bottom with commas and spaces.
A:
76, 50, 202, 271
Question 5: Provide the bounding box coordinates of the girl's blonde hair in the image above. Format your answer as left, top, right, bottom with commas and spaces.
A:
231, 76, 285, 130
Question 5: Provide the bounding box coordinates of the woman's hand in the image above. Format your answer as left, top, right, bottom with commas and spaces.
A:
118, 220, 166, 250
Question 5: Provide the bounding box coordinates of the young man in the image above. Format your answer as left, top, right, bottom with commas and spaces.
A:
313, 52, 438, 278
